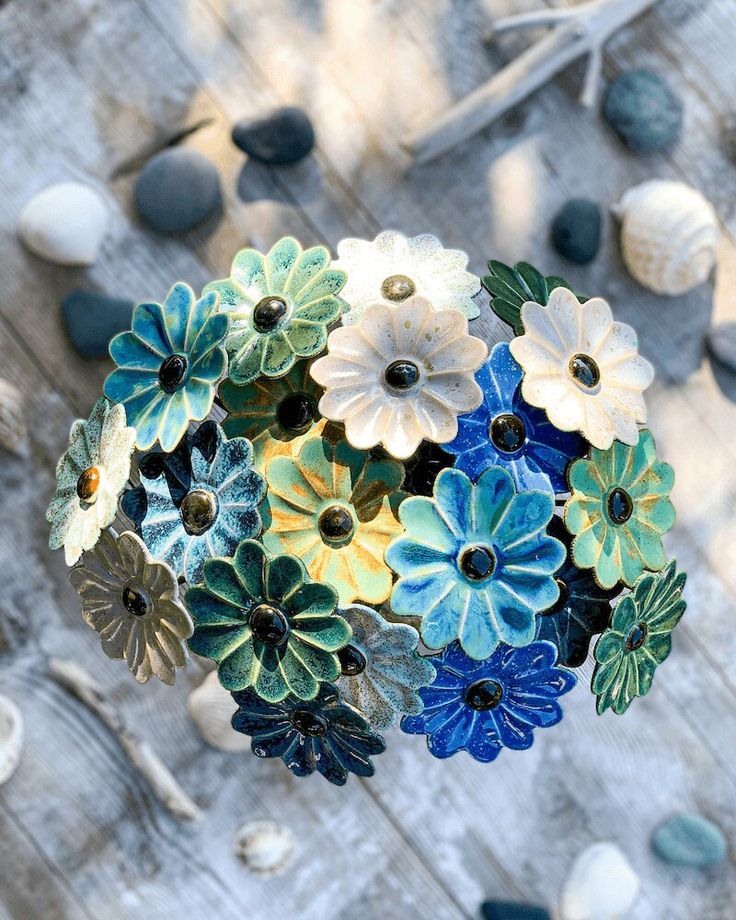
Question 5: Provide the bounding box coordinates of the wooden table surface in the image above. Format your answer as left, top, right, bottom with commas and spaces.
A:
1, 1, 735, 917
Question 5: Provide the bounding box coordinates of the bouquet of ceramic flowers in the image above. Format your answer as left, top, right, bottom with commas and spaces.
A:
47, 232, 686, 785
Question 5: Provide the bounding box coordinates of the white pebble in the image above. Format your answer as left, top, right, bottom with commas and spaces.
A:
234, 820, 295, 876
560, 842, 640, 920
19, 181, 108, 266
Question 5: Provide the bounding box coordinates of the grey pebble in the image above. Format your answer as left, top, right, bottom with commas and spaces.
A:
603, 70, 683, 153
550, 198, 602, 264
62, 290, 134, 359
232, 106, 315, 165
652, 813, 727, 867
708, 323, 736, 373
134, 148, 222, 233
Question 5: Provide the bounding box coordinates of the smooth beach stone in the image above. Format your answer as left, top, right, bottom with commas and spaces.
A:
232, 106, 315, 165
62, 290, 135, 359
603, 70, 683, 153
651, 813, 727, 867
551, 199, 602, 264
134, 149, 222, 233
560, 842, 640, 920
707, 323, 736, 373
19, 182, 108, 266
481, 903, 550, 920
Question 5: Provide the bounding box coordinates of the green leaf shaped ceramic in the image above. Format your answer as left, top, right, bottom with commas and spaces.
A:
481, 259, 582, 335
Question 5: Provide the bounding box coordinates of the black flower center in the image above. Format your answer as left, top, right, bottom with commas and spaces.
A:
459, 545, 496, 581
625, 621, 648, 651
568, 353, 600, 390
180, 489, 218, 535
276, 392, 316, 432
338, 644, 367, 676
464, 678, 504, 711
291, 709, 328, 737
122, 585, 151, 618
253, 296, 288, 333
249, 603, 290, 647
607, 487, 634, 525
158, 354, 188, 392
318, 505, 354, 542
76, 466, 100, 502
490, 413, 527, 453
384, 360, 420, 390
381, 274, 416, 302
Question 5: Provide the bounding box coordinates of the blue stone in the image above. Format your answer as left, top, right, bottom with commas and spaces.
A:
62, 290, 134, 359
652, 813, 727, 867
481, 902, 550, 920
603, 70, 683, 153
708, 323, 736, 373
134, 149, 222, 234
232, 106, 315, 165
550, 199, 602, 265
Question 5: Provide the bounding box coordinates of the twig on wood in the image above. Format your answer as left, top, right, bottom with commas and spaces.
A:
49, 658, 202, 823
407, 0, 662, 164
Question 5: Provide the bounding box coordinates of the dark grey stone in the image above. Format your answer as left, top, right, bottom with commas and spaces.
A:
550, 198, 602, 264
652, 813, 727, 867
480, 902, 550, 920
708, 322, 736, 373
62, 290, 134, 359
232, 106, 315, 165
603, 70, 683, 153
134, 148, 222, 233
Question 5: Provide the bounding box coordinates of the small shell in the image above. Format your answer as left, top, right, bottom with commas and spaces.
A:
234, 820, 295, 876
0, 379, 27, 456
19, 182, 108, 266
560, 842, 640, 920
613, 179, 718, 296
0, 695, 23, 786
187, 672, 249, 752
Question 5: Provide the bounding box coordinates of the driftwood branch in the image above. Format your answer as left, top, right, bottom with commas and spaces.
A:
407, 0, 662, 164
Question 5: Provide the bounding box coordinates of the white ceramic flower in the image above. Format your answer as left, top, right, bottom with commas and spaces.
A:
334, 230, 480, 324
47, 398, 136, 565
310, 296, 487, 459
509, 287, 654, 450
70, 530, 193, 685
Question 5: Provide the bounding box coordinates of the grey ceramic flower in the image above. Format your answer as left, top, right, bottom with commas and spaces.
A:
70, 530, 193, 684
337, 605, 434, 730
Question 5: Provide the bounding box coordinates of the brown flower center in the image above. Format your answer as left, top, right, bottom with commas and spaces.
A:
381, 274, 416, 302
180, 489, 218, 536
76, 466, 101, 502
318, 505, 354, 543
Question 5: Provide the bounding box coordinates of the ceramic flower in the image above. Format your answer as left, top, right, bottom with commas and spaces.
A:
187, 539, 350, 701
69, 530, 193, 685
263, 436, 404, 606
509, 286, 654, 450
536, 517, 619, 667
204, 237, 347, 385
310, 297, 487, 459
336, 605, 435, 730
334, 230, 481, 324
402, 641, 576, 762
386, 466, 565, 660
564, 430, 675, 589
231, 683, 386, 785
592, 560, 686, 715
125, 422, 266, 585
104, 283, 228, 452
47, 398, 136, 565
401, 443, 456, 497
446, 342, 586, 492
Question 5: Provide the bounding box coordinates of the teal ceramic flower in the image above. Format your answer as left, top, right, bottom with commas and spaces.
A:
186, 539, 351, 702
592, 560, 686, 714
564, 430, 675, 589
386, 467, 565, 660
104, 283, 228, 452
204, 237, 347, 385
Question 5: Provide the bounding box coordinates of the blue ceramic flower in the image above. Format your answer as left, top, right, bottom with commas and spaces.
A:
445, 342, 585, 491
104, 283, 228, 452
124, 421, 265, 584
401, 641, 576, 762
386, 466, 565, 659
231, 683, 386, 785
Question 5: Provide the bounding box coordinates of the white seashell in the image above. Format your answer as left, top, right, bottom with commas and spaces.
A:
19, 182, 108, 266
0, 695, 23, 786
0, 378, 27, 456
613, 179, 718, 296
187, 672, 249, 752
234, 820, 295, 876
560, 842, 640, 920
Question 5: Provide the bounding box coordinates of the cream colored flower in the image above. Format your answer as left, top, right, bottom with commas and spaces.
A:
334, 230, 480, 324
509, 287, 654, 450
310, 297, 487, 459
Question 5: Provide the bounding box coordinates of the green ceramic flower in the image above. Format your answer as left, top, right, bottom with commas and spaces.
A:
204, 237, 347, 385
186, 539, 351, 702
564, 430, 675, 589
263, 436, 405, 606
592, 560, 686, 714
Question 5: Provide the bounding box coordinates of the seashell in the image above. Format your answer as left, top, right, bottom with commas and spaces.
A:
187, 672, 249, 752
560, 842, 640, 920
19, 182, 108, 266
613, 179, 718, 296
0, 378, 27, 456
0, 695, 23, 786
234, 820, 295, 876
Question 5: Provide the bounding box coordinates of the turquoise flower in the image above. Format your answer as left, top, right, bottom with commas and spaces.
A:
104, 283, 228, 452
386, 467, 565, 660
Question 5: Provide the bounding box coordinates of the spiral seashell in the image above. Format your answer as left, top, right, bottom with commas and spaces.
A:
613, 179, 718, 296
234, 820, 295, 876
187, 672, 249, 752
0, 695, 23, 786
0, 378, 27, 456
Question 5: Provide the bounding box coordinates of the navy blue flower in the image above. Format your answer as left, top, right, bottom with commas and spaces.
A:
445, 342, 585, 492
231, 683, 386, 785
402, 641, 575, 762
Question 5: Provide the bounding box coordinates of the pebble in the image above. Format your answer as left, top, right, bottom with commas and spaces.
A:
134, 149, 222, 233
481, 901, 550, 920
708, 323, 736, 373
651, 813, 727, 867
62, 290, 134, 359
560, 842, 640, 920
232, 106, 315, 165
551, 199, 602, 264
603, 70, 683, 153
19, 182, 108, 266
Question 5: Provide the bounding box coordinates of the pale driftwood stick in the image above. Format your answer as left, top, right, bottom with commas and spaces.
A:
407, 0, 662, 164
489, 7, 577, 34
49, 658, 202, 822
